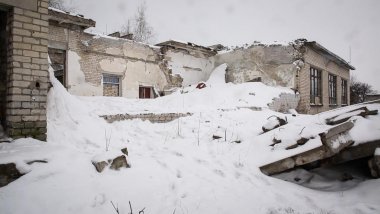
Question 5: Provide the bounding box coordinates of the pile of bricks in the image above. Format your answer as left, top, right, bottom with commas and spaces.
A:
100, 112, 193, 123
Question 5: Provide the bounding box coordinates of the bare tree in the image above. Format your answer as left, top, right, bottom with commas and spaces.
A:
350, 76, 374, 104
122, 2, 155, 44
49, 0, 75, 12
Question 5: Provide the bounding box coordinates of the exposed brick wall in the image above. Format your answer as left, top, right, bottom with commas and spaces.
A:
103, 84, 119, 96
100, 113, 193, 123
268, 93, 300, 113
297, 47, 350, 114
48, 24, 170, 98
6, 0, 49, 140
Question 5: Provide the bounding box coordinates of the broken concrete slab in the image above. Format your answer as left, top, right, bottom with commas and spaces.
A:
319, 121, 354, 153
92, 161, 109, 173
92, 151, 130, 173
325, 107, 378, 125
368, 148, 380, 178
0, 163, 24, 187
110, 155, 130, 170
262, 115, 287, 133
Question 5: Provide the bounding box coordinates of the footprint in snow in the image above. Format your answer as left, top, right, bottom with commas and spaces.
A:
91, 193, 106, 207
194, 158, 208, 165
176, 169, 182, 178
172, 151, 183, 157
156, 160, 168, 168
213, 169, 225, 177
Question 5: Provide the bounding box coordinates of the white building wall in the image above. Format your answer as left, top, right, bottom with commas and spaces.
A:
165, 50, 215, 86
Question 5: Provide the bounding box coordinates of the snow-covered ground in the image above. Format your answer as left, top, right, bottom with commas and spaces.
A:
0, 66, 380, 214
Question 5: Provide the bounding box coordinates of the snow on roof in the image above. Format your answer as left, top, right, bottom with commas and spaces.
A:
48, 7, 96, 28
156, 39, 217, 55
83, 29, 161, 49
48, 7, 86, 19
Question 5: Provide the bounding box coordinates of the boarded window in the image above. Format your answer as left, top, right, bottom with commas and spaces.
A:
139, 86, 152, 99
342, 79, 348, 105
328, 74, 337, 105
103, 74, 120, 96
310, 67, 322, 105
48, 48, 66, 87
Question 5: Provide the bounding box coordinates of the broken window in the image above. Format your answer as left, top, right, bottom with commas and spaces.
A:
310, 67, 322, 105
342, 79, 348, 105
329, 74, 337, 105
48, 48, 66, 87
139, 86, 152, 99
103, 74, 121, 97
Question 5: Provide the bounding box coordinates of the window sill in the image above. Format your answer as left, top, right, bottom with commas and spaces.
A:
310, 104, 323, 107
329, 104, 338, 107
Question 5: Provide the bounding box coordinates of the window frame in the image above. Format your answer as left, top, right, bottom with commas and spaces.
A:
139, 86, 153, 99
102, 74, 121, 97
310, 67, 322, 105
328, 73, 337, 105
341, 78, 348, 105
48, 48, 67, 87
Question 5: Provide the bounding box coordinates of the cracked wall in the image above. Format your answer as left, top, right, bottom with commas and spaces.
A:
214, 45, 298, 88
49, 24, 169, 98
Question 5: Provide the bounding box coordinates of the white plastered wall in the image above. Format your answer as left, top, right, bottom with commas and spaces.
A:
166, 50, 215, 86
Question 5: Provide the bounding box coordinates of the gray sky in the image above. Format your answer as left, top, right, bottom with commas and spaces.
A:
67, 0, 380, 91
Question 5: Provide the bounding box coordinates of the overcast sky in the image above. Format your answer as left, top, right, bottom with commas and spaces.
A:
66, 0, 380, 91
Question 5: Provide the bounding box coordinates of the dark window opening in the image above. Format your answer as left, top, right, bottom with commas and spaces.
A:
103, 74, 120, 96
342, 79, 348, 105
310, 67, 322, 105
0, 10, 8, 129
139, 86, 152, 99
328, 74, 337, 105
48, 48, 66, 87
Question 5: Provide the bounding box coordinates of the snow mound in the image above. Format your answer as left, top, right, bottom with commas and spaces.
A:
206, 63, 227, 85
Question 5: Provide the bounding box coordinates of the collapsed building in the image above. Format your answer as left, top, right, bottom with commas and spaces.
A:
48, 8, 354, 115
215, 40, 355, 114
0, 1, 356, 139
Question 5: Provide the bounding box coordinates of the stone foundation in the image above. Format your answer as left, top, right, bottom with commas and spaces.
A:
100, 112, 193, 123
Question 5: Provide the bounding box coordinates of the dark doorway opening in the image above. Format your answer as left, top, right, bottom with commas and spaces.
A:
48, 48, 66, 87
0, 10, 8, 130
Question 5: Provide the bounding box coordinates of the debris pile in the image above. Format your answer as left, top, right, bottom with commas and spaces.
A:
260, 105, 380, 176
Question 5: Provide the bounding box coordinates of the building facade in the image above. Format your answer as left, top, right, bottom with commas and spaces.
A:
0, 0, 49, 140
215, 39, 354, 114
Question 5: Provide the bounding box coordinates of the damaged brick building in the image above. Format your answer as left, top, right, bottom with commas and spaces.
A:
0, 3, 355, 139
47, 8, 354, 115
215, 40, 355, 114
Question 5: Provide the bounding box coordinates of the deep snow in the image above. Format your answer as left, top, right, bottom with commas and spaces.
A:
0, 66, 380, 214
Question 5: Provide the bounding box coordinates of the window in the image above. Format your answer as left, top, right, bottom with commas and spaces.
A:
310, 67, 322, 105
103, 74, 120, 96
342, 79, 348, 105
48, 48, 66, 87
328, 74, 337, 105
139, 86, 152, 99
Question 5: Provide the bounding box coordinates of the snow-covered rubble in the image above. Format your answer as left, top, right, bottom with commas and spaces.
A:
0, 67, 380, 214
